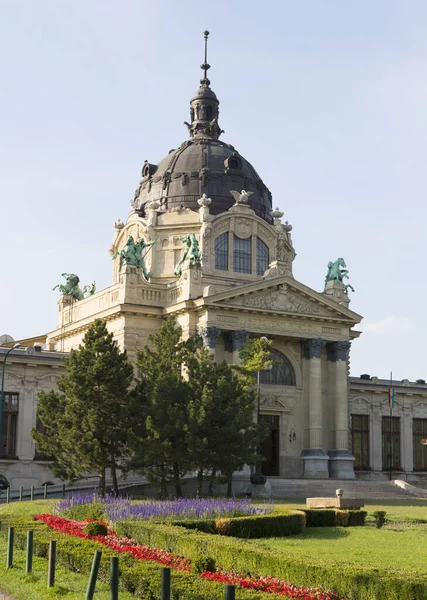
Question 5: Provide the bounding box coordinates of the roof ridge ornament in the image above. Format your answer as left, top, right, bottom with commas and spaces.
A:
184, 31, 223, 140
200, 30, 211, 87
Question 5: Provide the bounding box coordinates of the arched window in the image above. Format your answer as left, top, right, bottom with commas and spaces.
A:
215, 232, 229, 270
233, 235, 252, 273
260, 350, 296, 386
256, 238, 269, 275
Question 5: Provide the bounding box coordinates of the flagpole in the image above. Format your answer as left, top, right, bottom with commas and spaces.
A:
389, 371, 393, 482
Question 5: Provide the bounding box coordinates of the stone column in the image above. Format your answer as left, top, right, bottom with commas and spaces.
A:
300, 338, 329, 478
231, 330, 250, 365
197, 326, 221, 354
327, 341, 355, 478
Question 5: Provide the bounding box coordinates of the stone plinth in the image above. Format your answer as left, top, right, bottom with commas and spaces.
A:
306, 497, 364, 510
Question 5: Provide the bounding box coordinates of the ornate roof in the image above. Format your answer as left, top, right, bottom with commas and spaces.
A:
131, 32, 273, 223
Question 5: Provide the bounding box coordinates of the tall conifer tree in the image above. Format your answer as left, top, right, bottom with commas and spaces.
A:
32, 319, 133, 495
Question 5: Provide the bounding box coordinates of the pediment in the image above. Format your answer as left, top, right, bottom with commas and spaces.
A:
204, 276, 362, 323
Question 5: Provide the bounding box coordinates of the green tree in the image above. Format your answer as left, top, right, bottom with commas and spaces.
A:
186, 347, 265, 497
32, 319, 133, 496
127, 317, 193, 498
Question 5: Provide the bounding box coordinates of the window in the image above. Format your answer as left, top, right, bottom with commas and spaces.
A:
233, 235, 252, 273
1, 392, 18, 459
382, 416, 401, 471
351, 414, 370, 470
413, 418, 427, 471
256, 238, 269, 275
260, 350, 296, 386
215, 232, 229, 270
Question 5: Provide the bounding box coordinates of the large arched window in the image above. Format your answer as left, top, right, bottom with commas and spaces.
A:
260, 350, 296, 386
256, 238, 269, 275
215, 232, 229, 270
233, 235, 252, 273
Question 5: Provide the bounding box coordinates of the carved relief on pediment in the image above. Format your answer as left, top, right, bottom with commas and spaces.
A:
260, 394, 295, 411
226, 285, 321, 316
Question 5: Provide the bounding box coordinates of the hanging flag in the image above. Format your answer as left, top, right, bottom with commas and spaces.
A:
389, 387, 395, 409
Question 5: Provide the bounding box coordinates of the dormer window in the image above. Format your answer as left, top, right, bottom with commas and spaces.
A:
233, 235, 252, 273
214, 232, 271, 276
215, 232, 228, 270
256, 238, 269, 275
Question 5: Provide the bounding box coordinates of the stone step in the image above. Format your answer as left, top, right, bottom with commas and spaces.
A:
267, 479, 419, 499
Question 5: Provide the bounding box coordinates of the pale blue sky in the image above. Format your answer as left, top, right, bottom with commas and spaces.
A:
1, 1, 426, 380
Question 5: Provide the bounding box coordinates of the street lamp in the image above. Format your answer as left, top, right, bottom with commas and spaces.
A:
251, 337, 271, 486
0, 344, 21, 455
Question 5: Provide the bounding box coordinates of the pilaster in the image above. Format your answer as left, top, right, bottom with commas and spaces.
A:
300, 338, 329, 478
230, 330, 249, 365
327, 341, 355, 479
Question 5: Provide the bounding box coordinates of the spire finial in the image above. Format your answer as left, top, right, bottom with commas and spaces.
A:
200, 30, 210, 86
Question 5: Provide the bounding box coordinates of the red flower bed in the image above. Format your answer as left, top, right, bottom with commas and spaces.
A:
34, 514, 343, 600
202, 571, 343, 600
34, 514, 190, 571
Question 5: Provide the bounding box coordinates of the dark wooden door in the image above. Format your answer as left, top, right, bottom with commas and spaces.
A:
260, 415, 280, 476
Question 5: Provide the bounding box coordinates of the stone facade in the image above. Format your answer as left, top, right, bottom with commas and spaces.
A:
4, 40, 427, 486
0, 346, 63, 487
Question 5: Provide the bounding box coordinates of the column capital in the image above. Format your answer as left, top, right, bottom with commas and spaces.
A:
303, 338, 325, 360
327, 340, 351, 362
197, 326, 221, 349
231, 330, 250, 352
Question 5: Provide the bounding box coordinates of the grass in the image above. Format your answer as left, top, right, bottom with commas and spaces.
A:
256, 526, 427, 575
0, 500, 137, 600
0, 542, 136, 600
249, 498, 427, 576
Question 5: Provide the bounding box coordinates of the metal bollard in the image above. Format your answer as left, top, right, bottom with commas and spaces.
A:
7, 527, 14, 568
62, 483, 65, 498
44, 483, 48, 500
161, 567, 171, 600
26, 530, 33, 573
47, 540, 56, 587
19, 487, 23, 502
6, 487, 10, 504
110, 556, 119, 600
30, 485, 34, 501
85, 549, 102, 600
224, 584, 235, 600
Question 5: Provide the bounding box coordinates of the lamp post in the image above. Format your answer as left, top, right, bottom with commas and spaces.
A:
0, 344, 20, 453
251, 337, 271, 486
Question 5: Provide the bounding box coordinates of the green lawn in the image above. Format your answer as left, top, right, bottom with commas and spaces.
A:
256, 526, 427, 575
0, 500, 136, 600
250, 498, 427, 576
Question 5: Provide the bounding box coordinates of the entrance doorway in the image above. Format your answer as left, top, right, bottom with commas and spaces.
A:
260, 415, 280, 476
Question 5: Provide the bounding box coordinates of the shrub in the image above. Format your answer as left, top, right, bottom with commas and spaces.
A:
373, 511, 387, 528
303, 510, 336, 527
214, 512, 305, 538
112, 516, 423, 600
192, 555, 216, 574
83, 521, 108, 536
302, 509, 366, 528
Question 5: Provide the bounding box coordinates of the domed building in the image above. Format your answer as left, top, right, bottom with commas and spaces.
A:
4, 34, 427, 490
44, 32, 365, 482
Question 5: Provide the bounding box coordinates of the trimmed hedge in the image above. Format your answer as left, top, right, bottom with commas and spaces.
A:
303, 509, 367, 528
173, 511, 305, 538
0, 514, 280, 600
114, 516, 427, 600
